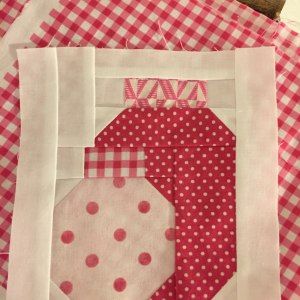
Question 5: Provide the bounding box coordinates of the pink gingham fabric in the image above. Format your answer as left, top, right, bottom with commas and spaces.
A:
0, 0, 299, 299
84, 147, 145, 178
0, 0, 28, 38
203, 0, 300, 60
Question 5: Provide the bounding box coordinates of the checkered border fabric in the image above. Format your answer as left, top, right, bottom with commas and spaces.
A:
84, 147, 145, 178
0, 0, 299, 298
203, 0, 300, 61
0, 0, 28, 38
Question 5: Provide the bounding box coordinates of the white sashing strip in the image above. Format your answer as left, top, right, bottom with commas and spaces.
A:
207, 80, 236, 108
235, 47, 280, 300
96, 78, 125, 107
95, 49, 235, 80
57, 47, 95, 147
7, 48, 58, 300
57, 148, 85, 179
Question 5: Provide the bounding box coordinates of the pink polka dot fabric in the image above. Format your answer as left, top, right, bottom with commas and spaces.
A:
95, 108, 234, 148
52, 178, 175, 299
51, 106, 236, 299
92, 107, 236, 299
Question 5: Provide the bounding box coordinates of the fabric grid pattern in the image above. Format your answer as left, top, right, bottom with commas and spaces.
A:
0, 0, 28, 38
84, 147, 145, 178
0, 0, 299, 298
204, 0, 300, 60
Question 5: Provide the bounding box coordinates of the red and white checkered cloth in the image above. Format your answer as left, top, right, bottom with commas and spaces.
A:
204, 0, 300, 60
85, 147, 145, 178
0, 0, 28, 38
0, 0, 299, 298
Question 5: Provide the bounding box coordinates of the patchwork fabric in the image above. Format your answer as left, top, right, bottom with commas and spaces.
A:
0, 0, 298, 299
77, 107, 236, 299
52, 108, 236, 299
52, 178, 175, 299
3, 44, 281, 300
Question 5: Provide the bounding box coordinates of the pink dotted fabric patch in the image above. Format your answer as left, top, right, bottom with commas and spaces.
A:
85, 254, 99, 268
113, 228, 126, 242
95, 108, 234, 148
86, 201, 99, 215
60, 230, 74, 244
76, 107, 236, 299
114, 277, 127, 292
150, 274, 176, 300
52, 178, 175, 299
174, 146, 236, 299
60, 280, 73, 295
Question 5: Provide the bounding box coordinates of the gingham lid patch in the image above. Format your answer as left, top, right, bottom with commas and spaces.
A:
84, 147, 145, 178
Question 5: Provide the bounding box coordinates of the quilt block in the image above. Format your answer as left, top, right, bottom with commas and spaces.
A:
4, 47, 280, 300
